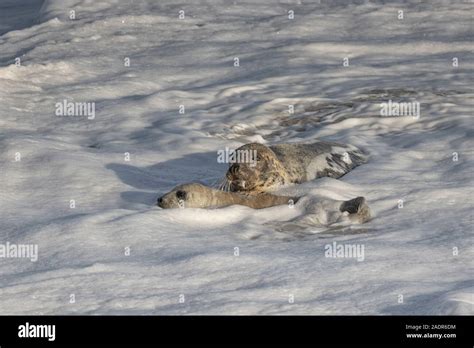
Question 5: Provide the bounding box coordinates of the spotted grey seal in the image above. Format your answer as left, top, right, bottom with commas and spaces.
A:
223, 141, 367, 193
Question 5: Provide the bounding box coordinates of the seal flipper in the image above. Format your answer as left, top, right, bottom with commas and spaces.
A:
340, 196, 366, 214
340, 196, 371, 223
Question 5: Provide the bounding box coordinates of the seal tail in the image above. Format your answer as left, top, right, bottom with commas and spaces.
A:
346, 145, 369, 166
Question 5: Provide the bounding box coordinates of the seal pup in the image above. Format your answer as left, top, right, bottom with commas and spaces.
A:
157, 183, 299, 209
224, 141, 367, 193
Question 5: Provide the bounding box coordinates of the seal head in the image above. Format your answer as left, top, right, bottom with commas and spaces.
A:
226, 143, 290, 193
157, 183, 214, 209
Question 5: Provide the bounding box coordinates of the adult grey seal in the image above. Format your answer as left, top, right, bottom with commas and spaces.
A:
157, 183, 299, 209
223, 141, 367, 193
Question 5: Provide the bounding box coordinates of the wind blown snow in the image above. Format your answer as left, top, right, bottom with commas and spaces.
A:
0, 0, 472, 314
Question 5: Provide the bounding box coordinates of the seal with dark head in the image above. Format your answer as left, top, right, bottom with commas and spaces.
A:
157, 183, 299, 209
224, 141, 367, 193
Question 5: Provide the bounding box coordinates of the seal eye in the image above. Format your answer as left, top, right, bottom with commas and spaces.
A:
176, 190, 187, 200
230, 164, 240, 175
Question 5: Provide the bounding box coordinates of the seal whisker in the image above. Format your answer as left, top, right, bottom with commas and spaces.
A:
216, 177, 230, 191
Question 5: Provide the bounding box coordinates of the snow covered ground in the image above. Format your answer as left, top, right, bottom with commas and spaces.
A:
0, 0, 472, 314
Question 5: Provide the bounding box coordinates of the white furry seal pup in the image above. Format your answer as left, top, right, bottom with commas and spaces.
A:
223, 141, 367, 193
157, 183, 299, 209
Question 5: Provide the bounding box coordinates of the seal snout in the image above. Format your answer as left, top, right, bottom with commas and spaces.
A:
229, 180, 247, 192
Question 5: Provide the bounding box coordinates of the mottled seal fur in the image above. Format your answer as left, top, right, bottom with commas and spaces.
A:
224, 141, 367, 193
157, 183, 299, 209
